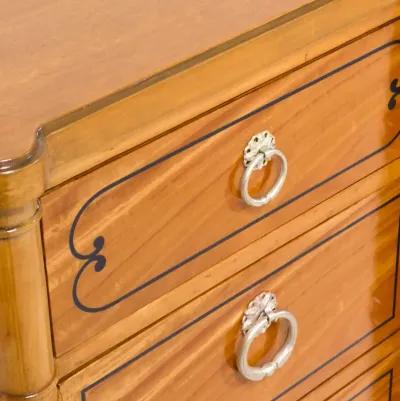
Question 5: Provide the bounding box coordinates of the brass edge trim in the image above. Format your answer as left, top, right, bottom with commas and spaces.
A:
0, 203, 42, 238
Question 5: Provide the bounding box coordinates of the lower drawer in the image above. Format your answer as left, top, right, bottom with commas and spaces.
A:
303, 331, 400, 401
59, 178, 400, 401
328, 355, 397, 401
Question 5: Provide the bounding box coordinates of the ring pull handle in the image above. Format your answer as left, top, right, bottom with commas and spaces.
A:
236, 292, 298, 382
240, 131, 288, 207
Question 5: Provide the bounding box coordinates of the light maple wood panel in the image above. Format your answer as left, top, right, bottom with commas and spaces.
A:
301, 332, 400, 401
0, 0, 320, 161
45, 2, 400, 188
42, 23, 400, 356
58, 180, 400, 401
0, 1, 398, 190
322, 348, 400, 400
0, 203, 56, 399
55, 161, 400, 376
328, 362, 394, 400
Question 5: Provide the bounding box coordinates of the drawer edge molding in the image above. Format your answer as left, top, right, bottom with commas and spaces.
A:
70, 39, 400, 314
79, 194, 400, 401
347, 369, 393, 401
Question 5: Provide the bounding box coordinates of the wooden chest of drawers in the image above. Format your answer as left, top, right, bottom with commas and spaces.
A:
1, 1, 400, 401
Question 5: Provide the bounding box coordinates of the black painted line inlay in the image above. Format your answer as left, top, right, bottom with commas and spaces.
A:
389, 78, 400, 110
80, 194, 400, 401
70, 39, 400, 313
347, 369, 392, 401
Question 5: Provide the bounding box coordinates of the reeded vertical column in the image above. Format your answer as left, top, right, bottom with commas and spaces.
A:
0, 132, 57, 401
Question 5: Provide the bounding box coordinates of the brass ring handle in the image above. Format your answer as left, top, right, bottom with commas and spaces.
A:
240, 132, 288, 207
236, 292, 298, 382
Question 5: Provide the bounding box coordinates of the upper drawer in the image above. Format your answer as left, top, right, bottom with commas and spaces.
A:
59, 178, 400, 401
43, 22, 400, 357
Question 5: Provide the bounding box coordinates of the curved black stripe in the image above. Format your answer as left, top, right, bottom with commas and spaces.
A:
70, 40, 400, 313
79, 194, 400, 401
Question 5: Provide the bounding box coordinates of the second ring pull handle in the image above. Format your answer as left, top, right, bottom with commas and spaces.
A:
236, 292, 298, 381
240, 131, 288, 207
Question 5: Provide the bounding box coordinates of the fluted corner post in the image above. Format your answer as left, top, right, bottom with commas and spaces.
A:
0, 131, 57, 401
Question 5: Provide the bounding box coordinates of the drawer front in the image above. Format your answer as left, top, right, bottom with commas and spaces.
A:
301, 332, 400, 401
43, 22, 400, 356
59, 179, 400, 401
324, 350, 400, 401
332, 369, 393, 401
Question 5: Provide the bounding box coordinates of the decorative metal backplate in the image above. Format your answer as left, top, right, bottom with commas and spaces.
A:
241, 292, 277, 334
243, 131, 276, 170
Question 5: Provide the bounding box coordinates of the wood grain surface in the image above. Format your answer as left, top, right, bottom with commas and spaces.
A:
54, 160, 400, 376
0, 1, 398, 191
44, 1, 400, 187
56, 159, 400, 377
302, 331, 400, 401
42, 23, 400, 357
327, 358, 395, 400
58, 179, 400, 401
0, 0, 320, 161
0, 204, 55, 399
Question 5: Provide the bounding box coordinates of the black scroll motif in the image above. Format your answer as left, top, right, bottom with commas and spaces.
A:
389, 78, 400, 110
70, 40, 400, 314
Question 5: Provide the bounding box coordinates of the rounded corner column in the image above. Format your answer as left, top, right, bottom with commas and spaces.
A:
0, 131, 58, 401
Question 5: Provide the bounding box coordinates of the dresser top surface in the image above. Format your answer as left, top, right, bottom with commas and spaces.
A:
0, 0, 319, 162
